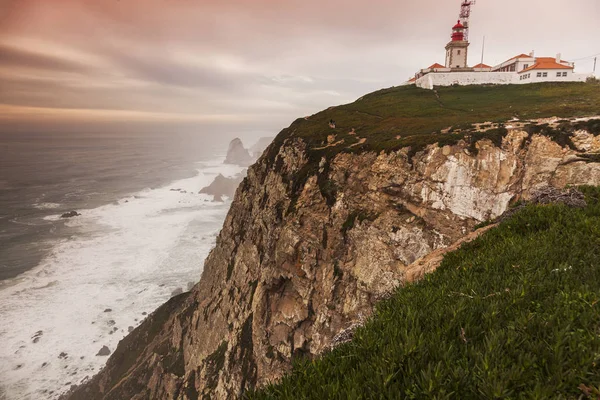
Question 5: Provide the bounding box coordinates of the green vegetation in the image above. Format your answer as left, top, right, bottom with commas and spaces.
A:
248, 187, 600, 399
270, 82, 600, 159
265, 83, 600, 210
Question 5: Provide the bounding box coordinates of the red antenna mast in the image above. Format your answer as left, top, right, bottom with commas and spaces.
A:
459, 0, 476, 41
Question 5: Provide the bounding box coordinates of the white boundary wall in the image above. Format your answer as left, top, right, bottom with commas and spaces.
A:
415, 71, 592, 90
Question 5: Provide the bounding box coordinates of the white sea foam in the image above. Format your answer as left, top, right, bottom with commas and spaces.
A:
33, 202, 62, 210
0, 158, 244, 400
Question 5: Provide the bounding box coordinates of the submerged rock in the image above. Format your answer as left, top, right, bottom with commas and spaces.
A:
96, 346, 110, 356
60, 211, 81, 218
31, 330, 43, 343
199, 173, 244, 202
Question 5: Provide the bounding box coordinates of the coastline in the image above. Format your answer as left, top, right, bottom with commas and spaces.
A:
0, 157, 242, 400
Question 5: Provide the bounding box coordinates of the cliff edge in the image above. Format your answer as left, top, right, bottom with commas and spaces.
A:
67, 82, 600, 399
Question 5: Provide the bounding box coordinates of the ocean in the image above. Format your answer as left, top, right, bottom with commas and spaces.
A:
0, 130, 258, 399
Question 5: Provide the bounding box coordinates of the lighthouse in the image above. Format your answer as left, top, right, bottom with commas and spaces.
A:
445, 20, 469, 69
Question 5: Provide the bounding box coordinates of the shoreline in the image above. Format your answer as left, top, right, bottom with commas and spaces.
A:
0, 157, 242, 400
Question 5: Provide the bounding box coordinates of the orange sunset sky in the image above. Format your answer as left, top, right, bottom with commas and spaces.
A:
0, 0, 598, 134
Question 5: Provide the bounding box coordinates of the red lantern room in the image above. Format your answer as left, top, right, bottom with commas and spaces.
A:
451, 20, 465, 41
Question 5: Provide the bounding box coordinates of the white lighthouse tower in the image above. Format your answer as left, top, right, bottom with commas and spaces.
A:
445, 20, 469, 69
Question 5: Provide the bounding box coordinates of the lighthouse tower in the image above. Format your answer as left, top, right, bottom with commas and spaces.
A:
445, 20, 469, 69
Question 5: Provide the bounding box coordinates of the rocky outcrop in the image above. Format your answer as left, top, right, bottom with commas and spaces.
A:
224, 138, 253, 167
199, 174, 245, 202
67, 119, 600, 400
61, 211, 81, 218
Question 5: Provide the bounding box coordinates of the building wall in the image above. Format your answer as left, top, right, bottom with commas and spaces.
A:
416, 72, 517, 89
493, 58, 536, 72
445, 42, 469, 68
415, 71, 592, 90
518, 69, 586, 83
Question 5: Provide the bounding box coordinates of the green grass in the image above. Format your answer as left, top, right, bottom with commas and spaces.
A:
270, 82, 600, 159
247, 186, 600, 399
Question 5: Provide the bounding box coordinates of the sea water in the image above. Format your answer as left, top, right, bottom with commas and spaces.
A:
0, 131, 257, 399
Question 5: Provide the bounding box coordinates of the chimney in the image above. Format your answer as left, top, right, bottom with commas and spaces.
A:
529, 50, 535, 58
556, 53, 561, 63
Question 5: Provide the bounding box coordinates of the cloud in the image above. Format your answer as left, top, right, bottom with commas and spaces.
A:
0, 43, 92, 73
0, 0, 598, 133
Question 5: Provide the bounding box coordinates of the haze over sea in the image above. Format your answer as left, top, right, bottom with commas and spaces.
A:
0, 130, 260, 399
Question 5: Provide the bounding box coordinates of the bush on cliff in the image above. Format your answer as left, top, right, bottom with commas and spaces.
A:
248, 186, 600, 399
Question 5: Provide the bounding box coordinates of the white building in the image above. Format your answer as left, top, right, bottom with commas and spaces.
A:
406, 19, 592, 89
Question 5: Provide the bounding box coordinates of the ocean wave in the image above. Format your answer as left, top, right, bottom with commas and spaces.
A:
32, 202, 61, 210
0, 157, 244, 400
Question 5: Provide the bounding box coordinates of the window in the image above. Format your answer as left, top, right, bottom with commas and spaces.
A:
537, 72, 542, 77
457, 50, 461, 55
524, 64, 529, 69
557, 72, 562, 77
543, 72, 548, 77
562, 72, 568, 77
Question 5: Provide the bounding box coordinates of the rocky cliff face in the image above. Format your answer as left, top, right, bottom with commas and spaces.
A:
67, 118, 600, 400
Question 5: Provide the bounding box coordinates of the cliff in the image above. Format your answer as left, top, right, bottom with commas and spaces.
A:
248, 186, 600, 398
67, 83, 600, 399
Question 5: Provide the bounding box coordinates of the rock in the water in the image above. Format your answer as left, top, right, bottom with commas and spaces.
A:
249, 136, 274, 158
103, 308, 112, 313
96, 346, 111, 356
224, 138, 253, 166
128, 326, 134, 333
171, 287, 183, 296
61, 211, 81, 218
32, 330, 43, 343
199, 173, 244, 202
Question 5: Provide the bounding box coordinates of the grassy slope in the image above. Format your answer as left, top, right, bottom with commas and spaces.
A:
248, 186, 600, 399
272, 82, 600, 156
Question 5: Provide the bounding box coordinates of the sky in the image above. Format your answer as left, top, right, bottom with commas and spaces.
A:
0, 0, 598, 135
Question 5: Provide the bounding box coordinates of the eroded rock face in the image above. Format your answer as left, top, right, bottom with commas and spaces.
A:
66, 124, 600, 400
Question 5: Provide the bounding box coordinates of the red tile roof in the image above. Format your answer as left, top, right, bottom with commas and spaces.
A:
520, 58, 573, 73
408, 77, 417, 82
427, 63, 446, 69
472, 63, 492, 68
